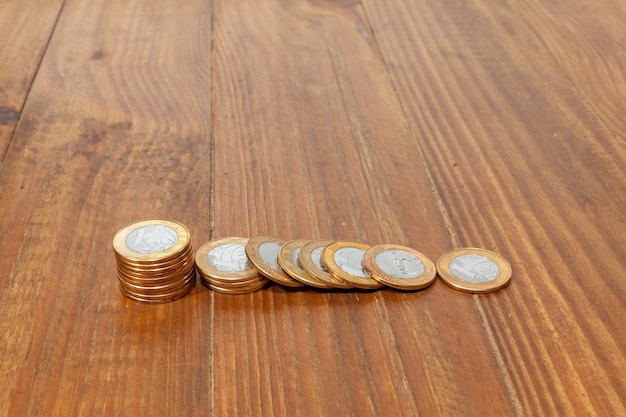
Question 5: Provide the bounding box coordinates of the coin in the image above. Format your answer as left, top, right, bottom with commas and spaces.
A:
362, 244, 436, 290
113, 219, 191, 264
207, 279, 269, 295
436, 247, 512, 293
299, 240, 352, 289
322, 241, 382, 289
113, 219, 196, 303
245, 235, 304, 288
278, 240, 333, 289
195, 237, 259, 282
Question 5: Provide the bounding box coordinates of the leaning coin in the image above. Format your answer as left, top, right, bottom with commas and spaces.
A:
362, 244, 436, 291
195, 237, 260, 282
299, 240, 352, 289
245, 235, 304, 288
278, 240, 333, 289
322, 241, 382, 289
436, 247, 512, 293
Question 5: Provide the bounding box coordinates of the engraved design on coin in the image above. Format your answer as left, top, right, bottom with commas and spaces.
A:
258, 241, 282, 270
125, 225, 178, 254
291, 247, 302, 268
449, 254, 500, 283
207, 243, 251, 272
311, 247, 327, 271
375, 249, 425, 279
334, 247, 369, 278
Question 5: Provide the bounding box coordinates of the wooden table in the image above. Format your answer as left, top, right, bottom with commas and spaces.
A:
1, 0, 624, 415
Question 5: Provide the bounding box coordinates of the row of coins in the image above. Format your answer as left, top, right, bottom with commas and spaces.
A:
112, 219, 196, 303
195, 235, 512, 295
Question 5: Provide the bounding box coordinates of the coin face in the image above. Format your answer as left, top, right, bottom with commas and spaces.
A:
362, 244, 436, 290
113, 219, 190, 263
195, 237, 259, 281
322, 241, 382, 289
278, 240, 332, 289
299, 240, 352, 289
245, 235, 304, 287
436, 247, 512, 293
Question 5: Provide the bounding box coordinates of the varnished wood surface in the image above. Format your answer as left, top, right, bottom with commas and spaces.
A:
0, 0, 624, 415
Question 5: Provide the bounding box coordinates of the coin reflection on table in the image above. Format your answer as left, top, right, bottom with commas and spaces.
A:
362, 244, 436, 291
436, 247, 512, 293
195, 237, 267, 294
112, 219, 196, 303
322, 241, 382, 289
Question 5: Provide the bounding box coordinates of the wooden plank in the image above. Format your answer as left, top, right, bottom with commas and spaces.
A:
0, 0, 212, 415
362, 0, 626, 415
0, 0, 64, 153
211, 0, 516, 415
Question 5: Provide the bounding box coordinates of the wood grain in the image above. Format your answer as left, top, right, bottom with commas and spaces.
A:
211, 0, 515, 415
0, 0, 64, 153
362, 0, 626, 415
0, 0, 213, 414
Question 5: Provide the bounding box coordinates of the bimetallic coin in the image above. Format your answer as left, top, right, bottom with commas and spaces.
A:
436, 247, 512, 293
195, 237, 259, 282
245, 236, 304, 288
322, 241, 382, 289
113, 219, 191, 263
362, 244, 436, 290
278, 240, 332, 289
299, 240, 352, 289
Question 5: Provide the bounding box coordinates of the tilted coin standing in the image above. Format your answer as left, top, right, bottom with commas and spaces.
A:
362, 244, 436, 291
195, 237, 267, 294
278, 240, 333, 289
245, 235, 304, 288
322, 241, 382, 289
436, 247, 512, 293
112, 219, 196, 303
299, 240, 352, 289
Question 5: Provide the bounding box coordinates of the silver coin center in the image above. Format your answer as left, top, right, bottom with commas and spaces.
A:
291, 247, 302, 269
375, 249, 424, 279
258, 241, 282, 270
449, 254, 500, 283
125, 225, 178, 254
208, 243, 251, 272
311, 247, 327, 271
334, 247, 369, 278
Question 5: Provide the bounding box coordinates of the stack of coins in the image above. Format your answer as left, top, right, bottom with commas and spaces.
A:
195, 237, 268, 294
112, 219, 196, 303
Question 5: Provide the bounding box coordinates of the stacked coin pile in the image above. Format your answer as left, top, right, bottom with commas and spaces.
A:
195, 237, 268, 294
112, 219, 196, 303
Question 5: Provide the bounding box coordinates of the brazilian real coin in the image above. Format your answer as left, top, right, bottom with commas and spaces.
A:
113, 219, 191, 264
299, 240, 352, 289
245, 235, 304, 288
322, 241, 382, 290
278, 240, 333, 289
195, 237, 267, 293
362, 244, 437, 291
436, 247, 512, 293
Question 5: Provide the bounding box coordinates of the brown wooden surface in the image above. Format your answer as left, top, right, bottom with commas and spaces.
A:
0, 0, 624, 415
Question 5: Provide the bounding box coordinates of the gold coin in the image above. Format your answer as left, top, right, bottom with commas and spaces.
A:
119, 281, 195, 303
199, 271, 264, 288
116, 242, 194, 270
278, 240, 333, 289
322, 241, 382, 289
436, 247, 512, 293
113, 219, 191, 264
245, 235, 304, 288
195, 237, 260, 282
207, 279, 268, 295
299, 240, 352, 289
362, 244, 436, 291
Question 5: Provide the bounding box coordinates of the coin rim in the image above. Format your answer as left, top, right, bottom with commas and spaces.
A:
245, 235, 304, 287
113, 219, 191, 263
299, 240, 352, 289
362, 244, 437, 290
436, 247, 512, 293
322, 241, 382, 289
278, 240, 333, 289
